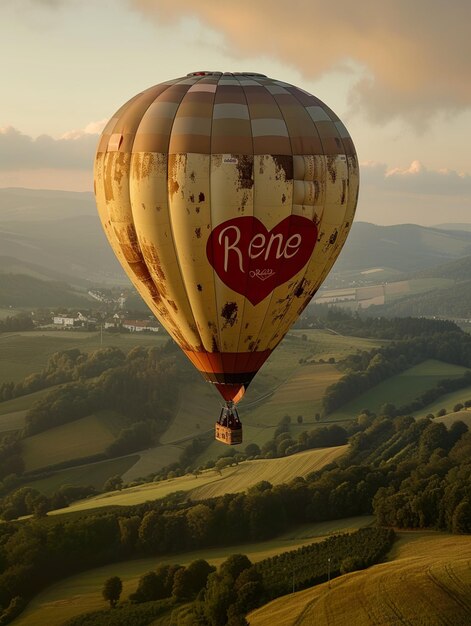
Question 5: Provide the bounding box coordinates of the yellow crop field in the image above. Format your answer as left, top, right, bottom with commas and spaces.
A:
48, 446, 347, 516
248, 532, 471, 626
435, 410, 471, 428
191, 446, 347, 501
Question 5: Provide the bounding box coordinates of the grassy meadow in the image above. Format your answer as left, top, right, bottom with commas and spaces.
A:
159, 382, 220, 445
248, 531, 471, 626
0, 330, 169, 382
245, 363, 341, 426
12, 515, 372, 626
21, 410, 129, 472
330, 359, 468, 420
48, 446, 347, 516
413, 385, 471, 418
0, 386, 53, 415
22, 455, 139, 495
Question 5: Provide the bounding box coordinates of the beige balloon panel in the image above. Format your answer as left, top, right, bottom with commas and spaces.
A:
95, 148, 358, 359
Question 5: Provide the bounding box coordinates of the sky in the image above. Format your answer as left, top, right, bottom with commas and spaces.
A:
1, 0, 470, 226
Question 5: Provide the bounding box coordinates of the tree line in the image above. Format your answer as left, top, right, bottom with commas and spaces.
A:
295, 306, 458, 339
322, 328, 471, 414
0, 315, 33, 334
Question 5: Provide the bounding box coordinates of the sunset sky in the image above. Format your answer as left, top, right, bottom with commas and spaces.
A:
1, 0, 470, 225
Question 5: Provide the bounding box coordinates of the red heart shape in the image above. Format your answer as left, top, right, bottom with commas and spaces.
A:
207, 215, 318, 306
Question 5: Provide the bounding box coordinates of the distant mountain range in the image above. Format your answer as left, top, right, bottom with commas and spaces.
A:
0, 188, 123, 285
2, 187, 471, 311
333, 222, 471, 274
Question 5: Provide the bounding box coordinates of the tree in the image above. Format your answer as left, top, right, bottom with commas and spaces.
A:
297, 415, 303, 424
220, 554, 252, 581
215, 458, 232, 474
379, 403, 396, 418
186, 559, 215, 595
452, 499, 471, 534
172, 567, 192, 600
245, 443, 260, 458
186, 504, 214, 544
102, 576, 122, 608
130, 571, 161, 603
103, 475, 123, 492
453, 403, 464, 413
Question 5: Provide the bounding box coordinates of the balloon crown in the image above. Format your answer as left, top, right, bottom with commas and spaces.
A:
186, 71, 267, 77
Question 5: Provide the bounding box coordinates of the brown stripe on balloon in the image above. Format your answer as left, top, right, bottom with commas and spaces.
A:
214, 85, 247, 104
211, 119, 252, 154
183, 349, 272, 374
253, 136, 292, 154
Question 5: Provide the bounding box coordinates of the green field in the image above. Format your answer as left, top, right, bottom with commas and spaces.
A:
22, 455, 140, 495
0, 409, 27, 433
121, 444, 185, 483
0, 386, 54, 415
159, 382, 220, 445
21, 410, 128, 472
413, 385, 471, 418
330, 359, 468, 420
288, 330, 382, 363
48, 446, 348, 516
0, 330, 169, 383
248, 532, 471, 625
245, 363, 341, 426
12, 515, 372, 626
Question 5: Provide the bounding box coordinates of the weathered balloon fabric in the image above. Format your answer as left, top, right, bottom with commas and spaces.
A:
94, 72, 359, 404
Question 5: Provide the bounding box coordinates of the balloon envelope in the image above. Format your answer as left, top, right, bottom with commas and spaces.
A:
94, 72, 359, 403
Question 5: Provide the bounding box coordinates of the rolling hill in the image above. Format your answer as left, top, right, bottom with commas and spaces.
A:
333, 222, 471, 273
248, 532, 471, 625
45, 446, 348, 515
0, 273, 92, 307
0, 188, 124, 284
358, 255, 471, 319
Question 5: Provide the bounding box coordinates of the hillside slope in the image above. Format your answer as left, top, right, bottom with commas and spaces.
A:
334, 222, 471, 273
248, 532, 471, 625
47, 446, 348, 515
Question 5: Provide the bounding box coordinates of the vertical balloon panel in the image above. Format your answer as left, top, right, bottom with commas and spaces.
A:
167, 153, 220, 353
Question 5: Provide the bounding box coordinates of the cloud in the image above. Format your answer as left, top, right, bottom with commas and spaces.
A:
61, 119, 108, 140
362, 161, 471, 196
358, 161, 471, 225
0, 126, 98, 170
130, 0, 471, 127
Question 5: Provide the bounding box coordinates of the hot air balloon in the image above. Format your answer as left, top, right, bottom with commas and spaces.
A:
94, 71, 358, 445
